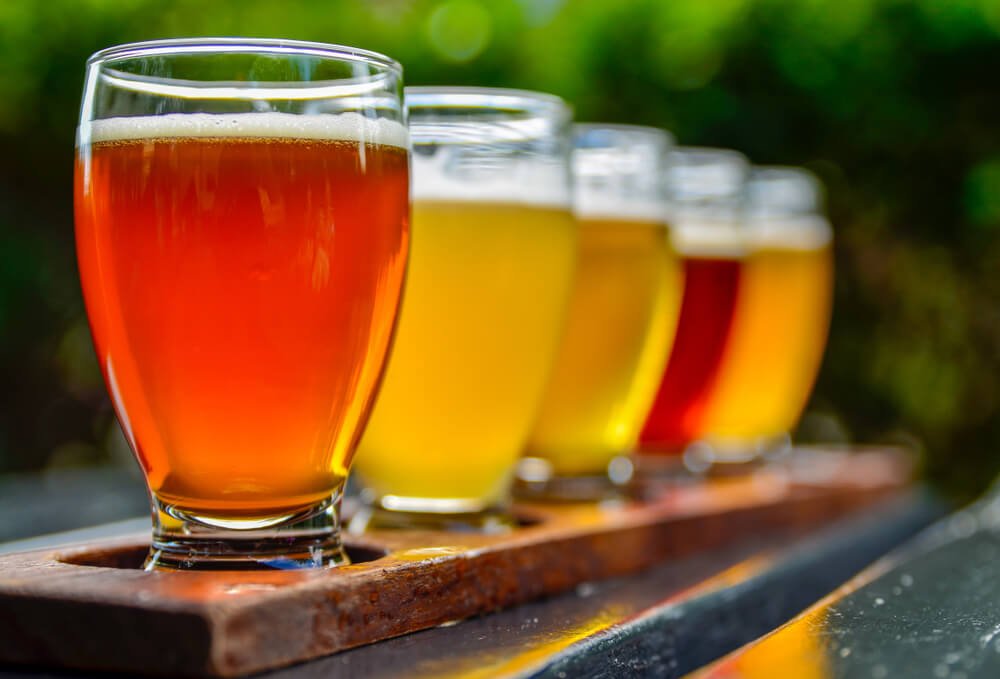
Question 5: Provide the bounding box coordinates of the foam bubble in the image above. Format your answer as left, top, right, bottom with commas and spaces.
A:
82, 112, 408, 149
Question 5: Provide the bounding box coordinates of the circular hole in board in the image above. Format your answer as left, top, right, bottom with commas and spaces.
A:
57, 541, 389, 569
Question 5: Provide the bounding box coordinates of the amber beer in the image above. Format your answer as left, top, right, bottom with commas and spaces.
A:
702, 230, 832, 446
75, 113, 409, 522
702, 196, 833, 451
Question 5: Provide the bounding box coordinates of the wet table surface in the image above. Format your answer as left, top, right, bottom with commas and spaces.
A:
695, 484, 1000, 679
0, 489, 943, 678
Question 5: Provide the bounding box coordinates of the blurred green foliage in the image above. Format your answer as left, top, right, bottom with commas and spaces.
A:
2, 0, 1000, 500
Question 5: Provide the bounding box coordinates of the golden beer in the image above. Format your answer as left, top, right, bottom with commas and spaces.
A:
524, 124, 680, 483
702, 214, 833, 448
527, 218, 682, 474
355, 200, 576, 509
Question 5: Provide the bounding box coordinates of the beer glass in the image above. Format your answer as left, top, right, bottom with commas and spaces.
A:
520, 124, 683, 498
700, 167, 833, 459
638, 148, 749, 458
353, 87, 576, 530
75, 39, 409, 569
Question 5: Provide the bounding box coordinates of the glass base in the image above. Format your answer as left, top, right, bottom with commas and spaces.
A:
513, 455, 634, 503
691, 433, 793, 474
628, 450, 719, 502
347, 494, 515, 534
634, 434, 793, 478
146, 492, 348, 571
631, 451, 696, 478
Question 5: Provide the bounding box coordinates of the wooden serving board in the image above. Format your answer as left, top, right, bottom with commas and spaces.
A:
0, 448, 910, 678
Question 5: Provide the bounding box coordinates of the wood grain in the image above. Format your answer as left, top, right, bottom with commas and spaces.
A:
0, 448, 910, 677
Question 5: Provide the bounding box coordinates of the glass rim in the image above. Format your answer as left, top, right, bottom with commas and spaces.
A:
670, 145, 749, 165
87, 37, 403, 77
405, 86, 571, 122
574, 122, 675, 147
750, 164, 819, 182
747, 165, 825, 215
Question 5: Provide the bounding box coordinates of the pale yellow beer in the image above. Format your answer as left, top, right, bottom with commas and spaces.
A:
701, 216, 833, 447
527, 218, 682, 474
355, 200, 577, 510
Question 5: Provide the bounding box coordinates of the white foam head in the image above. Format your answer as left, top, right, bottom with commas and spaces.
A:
80, 112, 409, 149
743, 168, 831, 250
670, 216, 746, 258
411, 150, 570, 207
671, 214, 831, 256
745, 214, 833, 250
407, 88, 572, 208
574, 198, 667, 222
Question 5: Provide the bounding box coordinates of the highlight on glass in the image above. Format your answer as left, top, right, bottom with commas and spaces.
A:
74, 38, 410, 569
699, 167, 834, 461
519, 123, 683, 499
352, 86, 577, 531
638, 147, 749, 461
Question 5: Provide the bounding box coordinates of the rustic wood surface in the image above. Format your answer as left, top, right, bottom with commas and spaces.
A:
0, 448, 909, 678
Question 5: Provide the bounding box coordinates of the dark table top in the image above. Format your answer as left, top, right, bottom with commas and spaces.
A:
697, 484, 1000, 679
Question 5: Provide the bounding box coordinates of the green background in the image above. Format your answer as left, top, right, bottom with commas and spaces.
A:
3, 0, 1000, 501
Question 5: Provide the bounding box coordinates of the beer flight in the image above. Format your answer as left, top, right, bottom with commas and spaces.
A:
74, 38, 832, 570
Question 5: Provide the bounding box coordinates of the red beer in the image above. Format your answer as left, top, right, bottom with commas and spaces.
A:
639, 255, 742, 452
75, 115, 409, 520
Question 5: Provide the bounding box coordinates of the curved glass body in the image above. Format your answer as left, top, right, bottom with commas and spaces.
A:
353, 87, 576, 527
701, 168, 834, 457
525, 124, 682, 489
75, 39, 409, 569
639, 148, 748, 455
